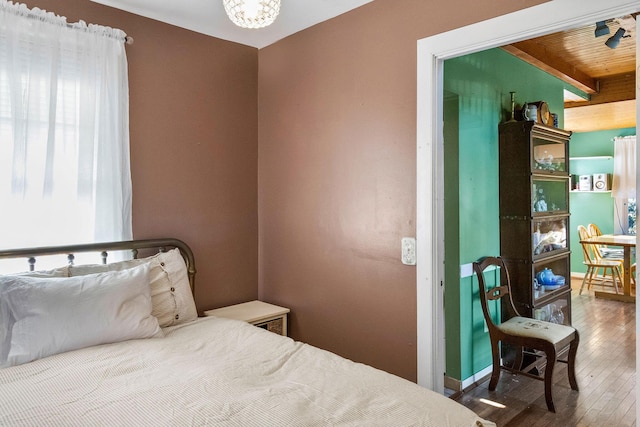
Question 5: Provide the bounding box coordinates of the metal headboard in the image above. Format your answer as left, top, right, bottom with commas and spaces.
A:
0, 238, 197, 293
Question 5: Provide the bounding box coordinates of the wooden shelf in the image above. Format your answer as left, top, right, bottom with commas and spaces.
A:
569, 156, 612, 160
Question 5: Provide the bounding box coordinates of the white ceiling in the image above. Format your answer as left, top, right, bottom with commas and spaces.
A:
90, 0, 374, 49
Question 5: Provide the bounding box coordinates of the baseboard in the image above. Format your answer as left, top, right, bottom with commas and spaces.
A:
444, 365, 493, 394
444, 375, 461, 392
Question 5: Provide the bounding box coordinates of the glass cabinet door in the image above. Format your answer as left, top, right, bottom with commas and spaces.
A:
532, 177, 569, 214
532, 137, 567, 173
532, 254, 569, 303
533, 295, 570, 326
533, 217, 568, 256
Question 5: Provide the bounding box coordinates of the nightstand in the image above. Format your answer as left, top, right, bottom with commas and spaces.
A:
204, 300, 290, 336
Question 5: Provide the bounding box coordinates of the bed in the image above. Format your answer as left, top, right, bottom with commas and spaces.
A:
0, 238, 495, 426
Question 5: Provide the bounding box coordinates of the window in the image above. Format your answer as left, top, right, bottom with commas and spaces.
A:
613, 198, 636, 236
0, 4, 131, 267
627, 199, 636, 235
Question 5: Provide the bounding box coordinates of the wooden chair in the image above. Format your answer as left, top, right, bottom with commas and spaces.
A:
473, 256, 579, 412
577, 225, 623, 294
587, 223, 624, 260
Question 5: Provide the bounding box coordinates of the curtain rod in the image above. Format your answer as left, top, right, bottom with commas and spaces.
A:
13, 4, 133, 45
60, 21, 133, 45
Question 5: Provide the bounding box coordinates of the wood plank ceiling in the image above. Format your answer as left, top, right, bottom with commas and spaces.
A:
502, 14, 637, 132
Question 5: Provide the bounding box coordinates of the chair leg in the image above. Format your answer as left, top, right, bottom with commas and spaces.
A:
587, 267, 598, 291
607, 266, 622, 294
595, 266, 603, 278
543, 345, 557, 413
579, 267, 591, 295
604, 267, 614, 292
489, 339, 501, 391
513, 345, 524, 371
567, 333, 579, 391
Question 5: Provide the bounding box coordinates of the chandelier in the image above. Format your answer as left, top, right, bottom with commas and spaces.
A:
223, 0, 281, 29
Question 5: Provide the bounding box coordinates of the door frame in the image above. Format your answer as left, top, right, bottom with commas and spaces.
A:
416, 0, 640, 392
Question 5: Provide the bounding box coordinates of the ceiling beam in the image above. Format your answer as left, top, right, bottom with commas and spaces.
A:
501, 40, 598, 93
564, 72, 636, 107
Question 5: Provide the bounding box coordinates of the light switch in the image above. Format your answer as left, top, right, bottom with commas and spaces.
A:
401, 237, 416, 265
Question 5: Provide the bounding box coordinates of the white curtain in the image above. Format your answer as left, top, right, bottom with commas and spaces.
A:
612, 135, 636, 199
611, 135, 636, 234
0, 1, 132, 249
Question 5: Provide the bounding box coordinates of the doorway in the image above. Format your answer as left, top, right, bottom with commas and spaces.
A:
415, 0, 639, 392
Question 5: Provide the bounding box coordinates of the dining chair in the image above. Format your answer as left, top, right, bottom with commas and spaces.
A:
473, 256, 579, 412
587, 223, 625, 260
577, 225, 623, 294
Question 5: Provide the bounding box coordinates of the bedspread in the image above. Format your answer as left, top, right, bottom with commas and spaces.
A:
0, 316, 495, 426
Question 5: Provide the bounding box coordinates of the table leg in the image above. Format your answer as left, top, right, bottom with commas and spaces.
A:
623, 246, 631, 296
594, 246, 635, 302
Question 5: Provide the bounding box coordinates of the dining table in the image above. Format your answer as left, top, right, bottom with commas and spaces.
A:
580, 234, 637, 303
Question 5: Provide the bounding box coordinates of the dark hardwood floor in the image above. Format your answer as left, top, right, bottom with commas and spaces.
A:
453, 282, 636, 426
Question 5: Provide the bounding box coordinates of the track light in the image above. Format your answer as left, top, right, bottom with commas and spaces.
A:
605, 28, 626, 49
595, 21, 610, 37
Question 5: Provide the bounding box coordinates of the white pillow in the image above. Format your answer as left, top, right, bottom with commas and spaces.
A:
0, 263, 162, 368
69, 248, 197, 327
11, 266, 69, 278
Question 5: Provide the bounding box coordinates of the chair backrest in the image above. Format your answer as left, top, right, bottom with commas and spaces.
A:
586, 223, 606, 260
577, 224, 599, 263
473, 256, 520, 333
577, 224, 590, 241
588, 223, 602, 237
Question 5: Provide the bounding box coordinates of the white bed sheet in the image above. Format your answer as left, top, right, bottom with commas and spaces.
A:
0, 316, 495, 426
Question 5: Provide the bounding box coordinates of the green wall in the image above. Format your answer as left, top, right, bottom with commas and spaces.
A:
569, 127, 636, 273
443, 48, 568, 381
443, 91, 462, 379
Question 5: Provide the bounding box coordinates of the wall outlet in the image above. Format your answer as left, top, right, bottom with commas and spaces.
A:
401, 237, 416, 265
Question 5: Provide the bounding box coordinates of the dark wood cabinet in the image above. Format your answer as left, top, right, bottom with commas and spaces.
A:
499, 121, 572, 326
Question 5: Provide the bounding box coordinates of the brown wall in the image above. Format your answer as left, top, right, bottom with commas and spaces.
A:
22, 0, 260, 312
258, 0, 547, 381
19, 0, 548, 383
